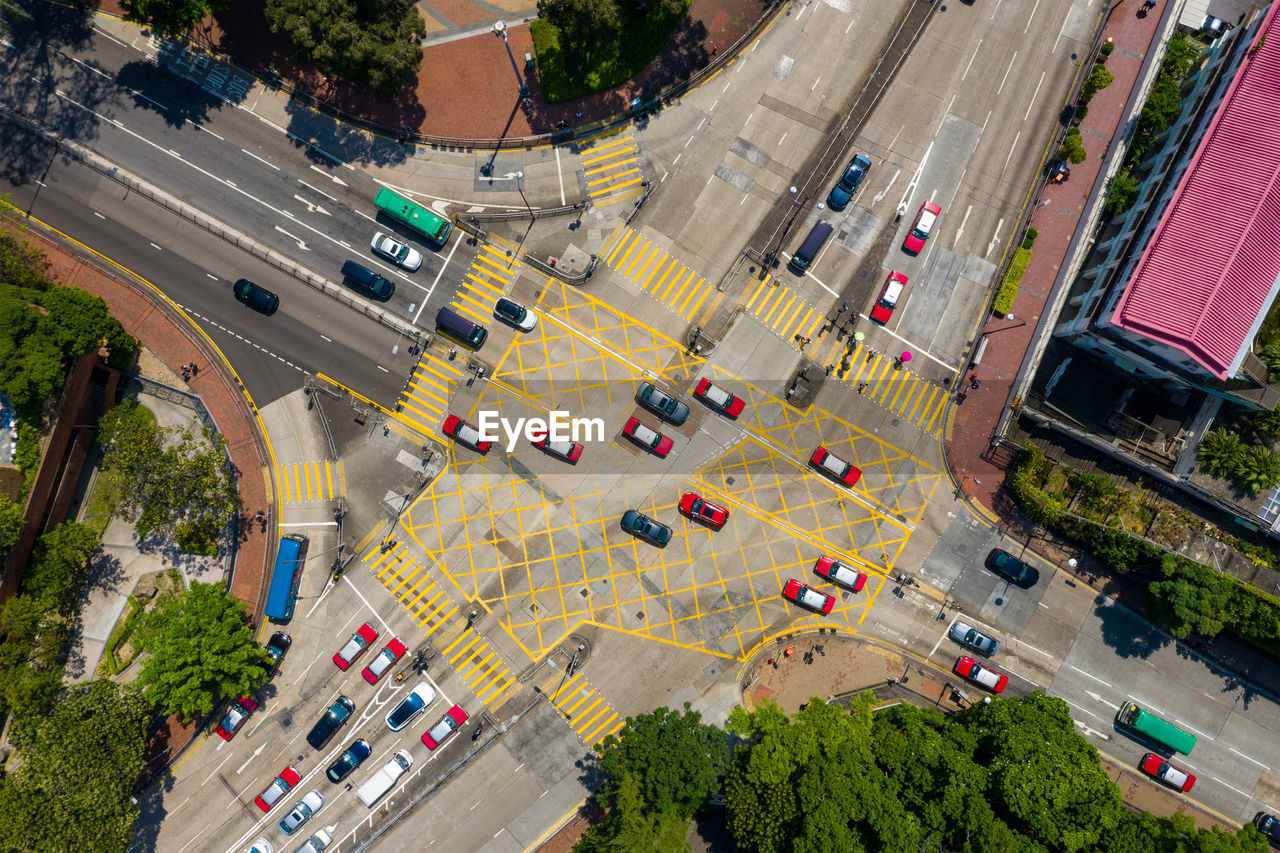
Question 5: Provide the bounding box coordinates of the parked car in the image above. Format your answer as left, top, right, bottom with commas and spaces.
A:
493, 297, 537, 331
679, 492, 729, 529
254, 766, 300, 812
296, 829, 333, 852
1139, 752, 1196, 792
869, 271, 907, 324
306, 696, 355, 750
622, 417, 674, 457
279, 790, 323, 835
636, 383, 690, 425
215, 697, 259, 741
362, 639, 407, 684
985, 548, 1040, 588
233, 278, 279, 315
386, 682, 437, 732
809, 446, 861, 486
265, 631, 292, 673
1253, 812, 1280, 846
692, 378, 746, 418
827, 153, 872, 211
244, 839, 273, 853
812, 555, 866, 592
333, 623, 379, 670
422, 704, 469, 749
954, 656, 1008, 693
948, 620, 1001, 656
620, 509, 672, 547
325, 738, 372, 784
370, 232, 422, 271
782, 579, 835, 614
442, 414, 492, 454
903, 200, 941, 254
533, 433, 584, 463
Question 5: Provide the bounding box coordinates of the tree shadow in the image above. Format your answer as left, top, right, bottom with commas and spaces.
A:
1093, 589, 1170, 660
0, 2, 108, 184
82, 550, 127, 596
116, 59, 232, 129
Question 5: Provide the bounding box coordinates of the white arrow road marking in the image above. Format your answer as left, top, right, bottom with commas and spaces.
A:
292, 195, 331, 216
274, 226, 309, 250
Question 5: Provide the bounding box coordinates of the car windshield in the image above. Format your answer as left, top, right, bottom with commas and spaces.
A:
820, 454, 848, 476
704, 385, 731, 406
500, 301, 526, 321
222, 707, 246, 730
382, 239, 408, 260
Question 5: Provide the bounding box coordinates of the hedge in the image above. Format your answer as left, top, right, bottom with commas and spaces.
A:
992, 247, 1031, 316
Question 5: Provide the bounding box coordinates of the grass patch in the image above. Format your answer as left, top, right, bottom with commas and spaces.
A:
531, 0, 692, 102
992, 247, 1031, 316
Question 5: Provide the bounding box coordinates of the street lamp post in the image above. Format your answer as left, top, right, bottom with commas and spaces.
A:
515, 171, 534, 221
492, 21, 530, 98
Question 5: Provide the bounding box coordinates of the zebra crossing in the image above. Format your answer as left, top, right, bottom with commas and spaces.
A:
277, 461, 345, 502
600, 225, 725, 324
529, 667, 624, 749
744, 276, 950, 435
450, 243, 518, 325
367, 545, 523, 711
394, 351, 465, 439
582, 135, 646, 206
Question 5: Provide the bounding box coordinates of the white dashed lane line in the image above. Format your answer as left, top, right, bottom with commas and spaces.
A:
179, 306, 306, 373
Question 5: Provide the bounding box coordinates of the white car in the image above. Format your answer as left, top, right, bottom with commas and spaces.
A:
279, 790, 323, 835
245, 840, 273, 853
370, 232, 422, 271
295, 828, 332, 852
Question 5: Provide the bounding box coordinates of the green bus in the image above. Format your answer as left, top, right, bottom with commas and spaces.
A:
374, 187, 452, 246
1117, 701, 1196, 755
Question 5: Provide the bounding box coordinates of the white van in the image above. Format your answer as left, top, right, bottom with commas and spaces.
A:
355, 750, 413, 807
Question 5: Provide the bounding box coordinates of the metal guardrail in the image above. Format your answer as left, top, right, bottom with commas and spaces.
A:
461, 199, 589, 223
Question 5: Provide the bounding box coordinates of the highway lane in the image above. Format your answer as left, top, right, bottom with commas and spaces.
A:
2, 129, 411, 408
1, 19, 467, 323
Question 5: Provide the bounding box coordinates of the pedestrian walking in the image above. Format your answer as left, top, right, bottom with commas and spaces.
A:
858, 382, 869, 395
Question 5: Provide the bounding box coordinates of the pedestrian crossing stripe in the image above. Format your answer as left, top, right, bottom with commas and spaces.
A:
600, 226, 723, 324
277, 461, 345, 501
535, 668, 624, 748
450, 245, 519, 320
367, 545, 521, 709
581, 136, 643, 202
394, 353, 465, 438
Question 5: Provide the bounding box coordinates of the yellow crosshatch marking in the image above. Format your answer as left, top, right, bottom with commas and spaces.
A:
277, 461, 345, 501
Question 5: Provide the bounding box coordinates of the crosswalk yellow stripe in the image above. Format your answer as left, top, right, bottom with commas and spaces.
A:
595, 176, 642, 196
888, 372, 913, 411
658, 265, 688, 301
589, 717, 626, 747
764, 291, 797, 326
745, 278, 770, 311
683, 282, 715, 319
606, 229, 637, 266
676, 278, 706, 315
648, 257, 678, 292
624, 241, 653, 277
925, 388, 949, 432
668, 269, 698, 307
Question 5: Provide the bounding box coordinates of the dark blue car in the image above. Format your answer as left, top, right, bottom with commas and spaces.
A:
326, 738, 372, 783
827, 154, 872, 211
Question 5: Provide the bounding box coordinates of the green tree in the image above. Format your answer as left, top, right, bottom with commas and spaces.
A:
1060, 128, 1087, 164
538, 0, 620, 55
0, 594, 65, 718
0, 680, 148, 852
1196, 427, 1244, 478
1259, 343, 1280, 381
1103, 170, 1140, 218
98, 399, 239, 554
264, 0, 427, 97
1234, 445, 1280, 495
134, 581, 271, 721
0, 493, 21, 555
1080, 64, 1116, 101
23, 521, 99, 612
1149, 554, 1233, 638
119, 0, 227, 40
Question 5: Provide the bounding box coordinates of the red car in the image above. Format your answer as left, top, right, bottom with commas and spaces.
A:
954, 656, 1008, 693
679, 492, 729, 529
813, 555, 866, 592
254, 765, 300, 812
622, 417, 674, 457
533, 433, 584, 463
782, 578, 835, 614
810, 446, 861, 486
1139, 753, 1196, 792
215, 696, 259, 741
869, 271, 907, 324
422, 704, 469, 750
361, 638, 407, 684
903, 201, 941, 254
333, 623, 379, 670
692, 378, 746, 418
442, 414, 492, 453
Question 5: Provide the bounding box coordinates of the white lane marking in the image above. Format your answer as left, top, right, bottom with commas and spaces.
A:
150, 242, 163, 251
555, 146, 566, 205
297, 179, 338, 202
416, 232, 465, 319
962, 39, 982, 82
235, 743, 267, 775
189, 120, 224, 141
1069, 665, 1111, 686
997, 51, 1018, 95
1024, 0, 1041, 33
1024, 71, 1046, 121
307, 163, 349, 185
93, 211, 106, 220
240, 148, 280, 170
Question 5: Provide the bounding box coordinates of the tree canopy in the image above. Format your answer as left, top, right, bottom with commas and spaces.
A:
264, 0, 426, 98
0, 680, 149, 852
97, 398, 239, 554
134, 581, 271, 721
120, 0, 228, 41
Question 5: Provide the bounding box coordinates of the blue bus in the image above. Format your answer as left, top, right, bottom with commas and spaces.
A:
264, 534, 309, 622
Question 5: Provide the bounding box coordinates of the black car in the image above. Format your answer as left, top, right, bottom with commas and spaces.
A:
233, 278, 279, 315
621, 509, 672, 547
325, 738, 372, 783
306, 696, 354, 750
826, 153, 871, 211
265, 631, 292, 673
635, 383, 690, 426
985, 548, 1040, 588
1255, 812, 1280, 847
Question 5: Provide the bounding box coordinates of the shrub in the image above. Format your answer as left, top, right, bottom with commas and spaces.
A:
1075, 105, 1089, 121
1100, 40, 1116, 57
992, 248, 1031, 317
1022, 228, 1038, 249
1196, 428, 1244, 478
1080, 64, 1116, 101
1060, 128, 1087, 164
1103, 171, 1140, 218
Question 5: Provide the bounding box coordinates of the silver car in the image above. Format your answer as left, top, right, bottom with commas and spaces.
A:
370, 232, 422, 271
278, 790, 323, 835
948, 620, 1000, 656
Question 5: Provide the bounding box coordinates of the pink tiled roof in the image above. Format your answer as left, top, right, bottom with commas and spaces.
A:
1111, 6, 1280, 380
